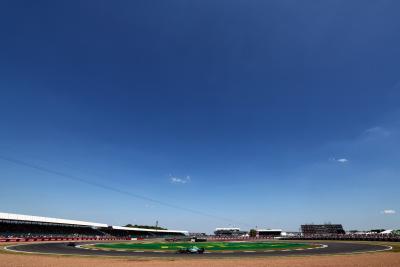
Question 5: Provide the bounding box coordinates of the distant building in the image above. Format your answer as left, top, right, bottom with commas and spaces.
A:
189, 232, 207, 237
285, 231, 301, 237
301, 224, 345, 235
214, 228, 247, 236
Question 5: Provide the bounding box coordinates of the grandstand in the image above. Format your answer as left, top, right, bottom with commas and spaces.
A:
301, 224, 345, 235
257, 229, 285, 237
0, 212, 188, 240
214, 228, 248, 237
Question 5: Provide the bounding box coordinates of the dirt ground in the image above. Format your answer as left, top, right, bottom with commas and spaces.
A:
1, 252, 400, 267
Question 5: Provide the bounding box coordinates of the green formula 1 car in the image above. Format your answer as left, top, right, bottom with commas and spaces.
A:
176, 246, 205, 254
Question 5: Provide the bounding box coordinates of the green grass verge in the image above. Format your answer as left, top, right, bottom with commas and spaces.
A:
93, 241, 314, 251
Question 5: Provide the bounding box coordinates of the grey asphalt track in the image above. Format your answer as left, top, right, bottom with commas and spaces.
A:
5, 241, 392, 258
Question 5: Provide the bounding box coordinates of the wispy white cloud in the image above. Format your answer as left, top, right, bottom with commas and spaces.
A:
382, 209, 396, 215
363, 126, 391, 138
330, 158, 349, 163
170, 175, 191, 184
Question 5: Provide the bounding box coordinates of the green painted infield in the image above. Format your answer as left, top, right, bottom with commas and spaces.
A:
93, 241, 314, 251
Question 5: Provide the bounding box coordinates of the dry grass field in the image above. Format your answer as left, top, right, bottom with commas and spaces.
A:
1, 252, 400, 267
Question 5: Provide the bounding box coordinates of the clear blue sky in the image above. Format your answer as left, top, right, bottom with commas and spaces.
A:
0, 0, 399, 233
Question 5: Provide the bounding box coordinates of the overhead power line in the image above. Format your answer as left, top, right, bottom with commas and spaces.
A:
0, 155, 251, 227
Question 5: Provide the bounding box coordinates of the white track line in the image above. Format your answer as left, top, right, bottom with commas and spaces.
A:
339, 246, 393, 255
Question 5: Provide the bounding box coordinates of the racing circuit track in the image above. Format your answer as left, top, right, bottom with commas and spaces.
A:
5, 241, 392, 258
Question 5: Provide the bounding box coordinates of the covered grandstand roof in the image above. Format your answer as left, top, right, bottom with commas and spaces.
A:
0, 212, 107, 228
